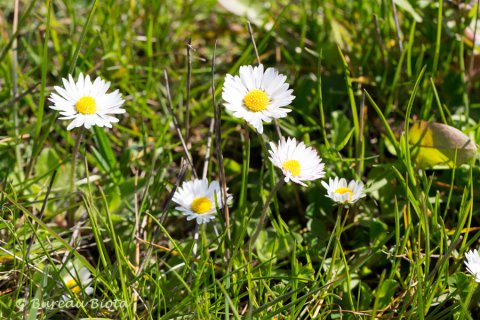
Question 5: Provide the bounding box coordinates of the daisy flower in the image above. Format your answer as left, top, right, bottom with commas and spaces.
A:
268, 137, 325, 186
321, 177, 365, 205
62, 266, 94, 300
222, 64, 294, 134
172, 179, 232, 225
49, 73, 125, 130
465, 249, 480, 283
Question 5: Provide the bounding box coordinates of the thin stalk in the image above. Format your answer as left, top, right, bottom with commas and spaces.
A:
317, 49, 330, 149
212, 39, 233, 312
357, 92, 366, 178
12, 0, 24, 180
160, 159, 187, 226
239, 122, 250, 210
25, 170, 57, 262
432, 0, 442, 74
338, 208, 355, 311
211, 41, 230, 245
213, 224, 220, 240
247, 21, 261, 64
132, 169, 140, 314
338, 206, 350, 246
326, 205, 347, 282
185, 38, 192, 142
164, 69, 198, 178
192, 224, 200, 257
337, 46, 359, 164
202, 118, 215, 179
459, 36, 470, 127
249, 179, 284, 249
137, 159, 187, 275
391, 0, 403, 53
67, 128, 85, 227
469, 0, 480, 79
188, 223, 200, 293
430, 77, 447, 124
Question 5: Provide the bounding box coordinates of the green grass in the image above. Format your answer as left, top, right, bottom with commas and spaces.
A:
1, 0, 480, 319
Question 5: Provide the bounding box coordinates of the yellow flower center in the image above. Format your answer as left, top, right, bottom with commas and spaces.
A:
65, 279, 81, 294
191, 197, 213, 214
75, 96, 97, 114
243, 89, 269, 112
282, 160, 301, 177
335, 187, 353, 201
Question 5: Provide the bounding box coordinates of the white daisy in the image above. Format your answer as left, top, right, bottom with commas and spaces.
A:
465, 249, 480, 283
222, 64, 294, 134
62, 266, 94, 300
268, 136, 325, 186
49, 73, 125, 130
172, 179, 232, 225
321, 177, 365, 205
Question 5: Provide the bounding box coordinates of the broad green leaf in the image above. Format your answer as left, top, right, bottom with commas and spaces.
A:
448, 272, 472, 302
374, 279, 399, 309
33, 147, 71, 212
358, 282, 374, 310
367, 218, 388, 245
255, 229, 302, 262
331, 110, 353, 151
93, 127, 122, 183
35, 147, 60, 177
408, 121, 477, 169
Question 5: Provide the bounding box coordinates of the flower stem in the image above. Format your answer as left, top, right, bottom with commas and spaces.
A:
67, 128, 84, 227
188, 223, 200, 289
324, 205, 347, 288
250, 179, 284, 249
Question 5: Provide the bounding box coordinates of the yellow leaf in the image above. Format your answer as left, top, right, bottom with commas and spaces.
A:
408, 121, 477, 169
446, 226, 480, 236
